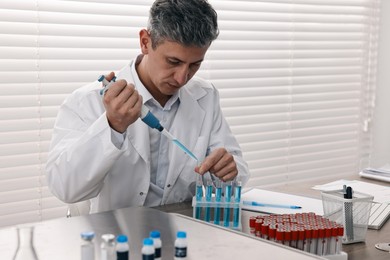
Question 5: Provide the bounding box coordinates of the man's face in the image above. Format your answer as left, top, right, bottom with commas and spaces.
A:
139, 30, 209, 101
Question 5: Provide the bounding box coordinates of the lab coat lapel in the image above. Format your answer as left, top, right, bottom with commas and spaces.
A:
165, 86, 206, 195
118, 61, 150, 164
126, 120, 150, 164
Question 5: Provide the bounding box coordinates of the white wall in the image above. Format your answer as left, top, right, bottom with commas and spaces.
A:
371, 0, 390, 168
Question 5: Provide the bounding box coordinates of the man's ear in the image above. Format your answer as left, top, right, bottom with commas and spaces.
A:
139, 29, 151, 54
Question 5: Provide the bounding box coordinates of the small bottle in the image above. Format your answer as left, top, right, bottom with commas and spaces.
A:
80, 231, 95, 260
116, 234, 129, 260
150, 230, 162, 260
142, 238, 155, 260
174, 231, 187, 259
13, 226, 39, 260
100, 234, 116, 260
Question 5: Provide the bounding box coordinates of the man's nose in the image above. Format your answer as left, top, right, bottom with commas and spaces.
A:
174, 65, 189, 86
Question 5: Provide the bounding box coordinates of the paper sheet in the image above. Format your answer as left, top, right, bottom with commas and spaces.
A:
241, 188, 324, 215
312, 179, 390, 204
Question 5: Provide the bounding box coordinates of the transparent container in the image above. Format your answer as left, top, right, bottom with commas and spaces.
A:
13, 226, 39, 260
101, 233, 116, 260
192, 196, 242, 230
321, 190, 373, 244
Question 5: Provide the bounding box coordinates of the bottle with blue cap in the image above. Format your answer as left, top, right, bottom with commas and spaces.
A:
174, 231, 187, 259
80, 231, 95, 260
116, 234, 129, 260
142, 238, 155, 260
150, 230, 162, 260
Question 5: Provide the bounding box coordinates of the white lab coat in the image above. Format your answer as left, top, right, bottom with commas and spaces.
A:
46, 60, 250, 213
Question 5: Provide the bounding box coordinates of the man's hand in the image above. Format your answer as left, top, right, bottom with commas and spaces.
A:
195, 148, 238, 181
102, 72, 143, 133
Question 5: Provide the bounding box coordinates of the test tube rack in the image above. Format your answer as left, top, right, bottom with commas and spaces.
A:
192, 196, 242, 230
249, 212, 348, 260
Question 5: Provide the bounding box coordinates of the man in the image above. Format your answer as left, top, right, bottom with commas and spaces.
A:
46, 0, 250, 214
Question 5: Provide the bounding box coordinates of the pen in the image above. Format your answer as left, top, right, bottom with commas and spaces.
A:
344, 186, 354, 242
243, 201, 302, 209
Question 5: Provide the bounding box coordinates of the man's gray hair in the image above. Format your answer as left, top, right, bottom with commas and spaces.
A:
148, 0, 219, 49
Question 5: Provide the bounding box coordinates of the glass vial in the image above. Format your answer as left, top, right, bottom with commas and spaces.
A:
150, 230, 162, 260
142, 238, 155, 260
80, 231, 95, 260
13, 226, 39, 260
174, 231, 187, 259
100, 234, 116, 260
116, 234, 129, 260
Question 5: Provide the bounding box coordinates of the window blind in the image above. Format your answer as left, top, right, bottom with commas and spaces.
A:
0, 0, 380, 227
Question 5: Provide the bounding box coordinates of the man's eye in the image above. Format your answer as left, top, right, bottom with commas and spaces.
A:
168, 59, 180, 65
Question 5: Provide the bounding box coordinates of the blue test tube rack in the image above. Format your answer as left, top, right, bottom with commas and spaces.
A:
192, 180, 242, 231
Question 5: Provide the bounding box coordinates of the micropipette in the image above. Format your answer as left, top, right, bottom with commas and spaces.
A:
98, 75, 197, 157
98, 75, 164, 132
98, 75, 216, 184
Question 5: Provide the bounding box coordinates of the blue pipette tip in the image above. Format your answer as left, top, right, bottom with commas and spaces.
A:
172, 139, 198, 162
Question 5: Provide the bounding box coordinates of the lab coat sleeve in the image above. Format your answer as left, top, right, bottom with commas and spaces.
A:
207, 85, 250, 186
45, 83, 128, 203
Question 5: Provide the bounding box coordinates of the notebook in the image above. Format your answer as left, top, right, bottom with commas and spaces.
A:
242, 187, 390, 230
369, 202, 390, 230
359, 167, 390, 183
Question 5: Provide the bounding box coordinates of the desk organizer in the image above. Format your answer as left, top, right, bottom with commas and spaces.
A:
192, 196, 242, 230
321, 190, 373, 244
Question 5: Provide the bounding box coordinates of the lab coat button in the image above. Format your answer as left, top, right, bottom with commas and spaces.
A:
167, 184, 171, 188
139, 192, 144, 196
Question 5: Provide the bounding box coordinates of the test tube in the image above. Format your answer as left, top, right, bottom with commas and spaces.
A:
223, 181, 232, 227
310, 228, 318, 255
233, 180, 242, 228
214, 179, 222, 225
204, 180, 213, 222
195, 174, 203, 220
335, 225, 344, 254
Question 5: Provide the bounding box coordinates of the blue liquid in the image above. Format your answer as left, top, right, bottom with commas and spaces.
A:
172, 139, 198, 162
224, 184, 232, 227
195, 185, 203, 219
214, 186, 222, 225
233, 185, 242, 228
205, 184, 212, 222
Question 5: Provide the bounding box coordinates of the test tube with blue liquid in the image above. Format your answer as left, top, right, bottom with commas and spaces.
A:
223, 181, 232, 227
214, 179, 222, 225
204, 180, 213, 222
233, 180, 242, 228
195, 174, 203, 220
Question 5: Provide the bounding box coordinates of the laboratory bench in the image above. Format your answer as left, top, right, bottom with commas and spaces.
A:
0, 204, 325, 260
0, 174, 388, 260
155, 174, 390, 260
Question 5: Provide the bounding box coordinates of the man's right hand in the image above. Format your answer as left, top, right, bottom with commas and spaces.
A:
102, 72, 143, 133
